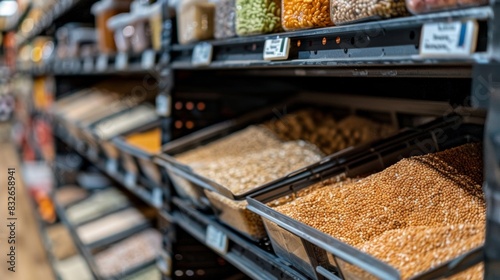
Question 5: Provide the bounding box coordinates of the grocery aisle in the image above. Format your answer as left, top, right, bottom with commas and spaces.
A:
0, 140, 55, 280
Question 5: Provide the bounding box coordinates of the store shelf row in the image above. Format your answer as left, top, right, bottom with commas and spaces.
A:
17, 50, 162, 76
168, 197, 310, 280
15, 0, 97, 48
53, 128, 164, 210
170, 7, 492, 77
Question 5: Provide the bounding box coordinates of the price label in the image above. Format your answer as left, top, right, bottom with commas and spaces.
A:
263, 38, 290, 61
142, 50, 156, 69
96, 55, 108, 72
192, 42, 213, 66
152, 187, 163, 208
83, 57, 94, 72
156, 94, 171, 117
115, 52, 129, 70
420, 20, 478, 57
106, 159, 118, 174
206, 225, 228, 254
124, 173, 137, 188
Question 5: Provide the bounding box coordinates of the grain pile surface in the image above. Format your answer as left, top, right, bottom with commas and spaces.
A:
273, 143, 485, 278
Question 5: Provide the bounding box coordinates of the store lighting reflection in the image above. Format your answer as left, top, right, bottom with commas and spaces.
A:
0, 0, 18, 17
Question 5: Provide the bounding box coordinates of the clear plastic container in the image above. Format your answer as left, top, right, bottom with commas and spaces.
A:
148, 2, 164, 51
130, 12, 152, 53
405, 0, 487, 14
214, 0, 236, 39
282, 0, 333, 31
107, 13, 134, 53
91, 0, 132, 53
331, 0, 408, 25
177, 0, 215, 44
235, 0, 282, 36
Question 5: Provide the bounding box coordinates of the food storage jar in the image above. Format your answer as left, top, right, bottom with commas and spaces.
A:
235, 0, 282, 36
406, 0, 488, 14
107, 13, 135, 53
130, 8, 153, 53
282, 0, 333, 31
148, 2, 164, 50
214, 0, 236, 39
331, 0, 409, 25
177, 0, 215, 44
91, 0, 132, 53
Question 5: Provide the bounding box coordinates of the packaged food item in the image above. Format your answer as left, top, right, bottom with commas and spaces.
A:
214, 0, 237, 39
235, 0, 282, 36
330, 0, 408, 25
47, 224, 77, 260
405, 0, 487, 14
177, 0, 215, 44
91, 0, 132, 53
282, 0, 332, 31
55, 186, 88, 207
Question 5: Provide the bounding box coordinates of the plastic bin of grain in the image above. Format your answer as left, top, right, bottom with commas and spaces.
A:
91, 0, 132, 54
235, 0, 282, 36
247, 115, 486, 280
282, 0, 333, 31
177, 0, 215, 44
331, 0, 409, 25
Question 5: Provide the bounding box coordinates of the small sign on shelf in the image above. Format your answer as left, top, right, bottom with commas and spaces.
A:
192, 42, 213, 66
263, 38, 290, 61
206, 225, 228, 254
420, 20, 478, 57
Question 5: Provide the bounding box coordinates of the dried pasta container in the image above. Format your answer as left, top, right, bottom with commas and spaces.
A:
282, 0, 333, 31
214, 0, 237, 39
91, 0, 132, 53
331, 0, 409, 25
149, 2, 164, 50
405, 0, 487, 14
235, 0, 282, 36
177, 0, 215, 44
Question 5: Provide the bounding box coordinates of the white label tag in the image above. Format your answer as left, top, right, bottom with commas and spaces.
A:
96, 55, 108, 71
156, 94, 171, 117
106, 159, 118, 174
83, 57, 94, 72
142, 50, 156, 69
192, 43, 213, 66
420, 20, 478, 57
206, 225, 228, 254
264, 38, 290, 61
152, 187, 163, 208
115, 53, 128, 70
124, 172, 137, 188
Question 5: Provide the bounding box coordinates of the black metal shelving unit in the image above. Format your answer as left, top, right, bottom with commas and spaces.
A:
11, 0, 500, 278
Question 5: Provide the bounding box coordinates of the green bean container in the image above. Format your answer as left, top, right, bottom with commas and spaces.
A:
235, 0, 282, 36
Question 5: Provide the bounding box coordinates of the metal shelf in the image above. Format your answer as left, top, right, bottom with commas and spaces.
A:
54, 128, 164, 209
171, 7, 492, 77
15, 0, 98, 47
17, 51, 162, 76
171, 197, 309, 280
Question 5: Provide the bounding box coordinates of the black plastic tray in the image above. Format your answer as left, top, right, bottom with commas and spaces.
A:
247, 114, 485, 280
155, 93, 453, 205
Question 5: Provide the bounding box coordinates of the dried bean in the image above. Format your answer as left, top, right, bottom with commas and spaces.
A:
282, 0, 333, 30
236, 0, 282, 35
215, 0, 237, 38
274, 143, 485, 278
331, 0, 409, 24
